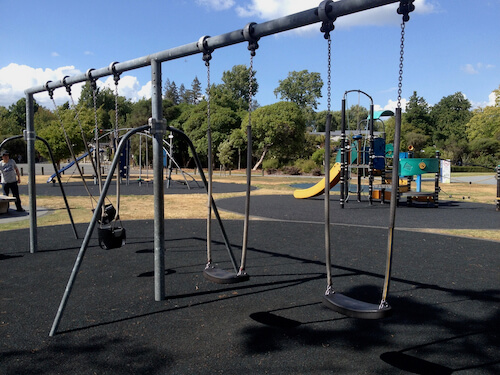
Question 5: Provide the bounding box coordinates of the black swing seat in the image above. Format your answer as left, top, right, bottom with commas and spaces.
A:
323, 292, 392, 319
98, 224, 126, 250
203, 266, 250, 284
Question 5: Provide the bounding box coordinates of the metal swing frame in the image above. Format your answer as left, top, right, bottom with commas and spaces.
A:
20, 0, 412, 335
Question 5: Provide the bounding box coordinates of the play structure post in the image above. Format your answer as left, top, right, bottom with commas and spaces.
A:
150, 59, 166, 301
434, 150, 440, 207
497, 165, 500, 211
368, 103, 374, 205
340, 98, 346, 208
25, 94, 37, 253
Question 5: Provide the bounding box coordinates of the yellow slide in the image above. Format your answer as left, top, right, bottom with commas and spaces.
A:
293, 162, 342, 199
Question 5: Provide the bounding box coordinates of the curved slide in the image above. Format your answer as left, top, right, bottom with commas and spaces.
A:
293, 162, 342, 199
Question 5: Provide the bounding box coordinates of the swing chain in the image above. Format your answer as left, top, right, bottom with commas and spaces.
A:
397, 22, 405, 109
396, 0, 414, 108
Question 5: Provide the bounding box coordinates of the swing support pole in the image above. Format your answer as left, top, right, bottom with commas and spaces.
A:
49, 125, 149, 336
150, 59, 166, 302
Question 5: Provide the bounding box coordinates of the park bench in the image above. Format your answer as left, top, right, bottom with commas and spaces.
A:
0, 195, 17, 214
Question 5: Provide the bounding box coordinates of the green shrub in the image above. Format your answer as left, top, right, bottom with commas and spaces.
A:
294, 159, 317, 173
263, 158, 279, 171
311, 148, 325, 166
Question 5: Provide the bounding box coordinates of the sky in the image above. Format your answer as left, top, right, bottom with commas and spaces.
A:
1, 0, 499, 114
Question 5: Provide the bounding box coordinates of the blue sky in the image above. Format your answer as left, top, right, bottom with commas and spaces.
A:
1, 0, 499, 113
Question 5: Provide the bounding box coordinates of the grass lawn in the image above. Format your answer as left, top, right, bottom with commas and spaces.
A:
2, 171, 498, 242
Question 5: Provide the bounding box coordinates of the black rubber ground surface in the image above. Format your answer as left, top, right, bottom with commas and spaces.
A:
1, 192, 499, 374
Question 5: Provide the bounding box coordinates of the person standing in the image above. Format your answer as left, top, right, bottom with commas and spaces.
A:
0, 150, 24, 212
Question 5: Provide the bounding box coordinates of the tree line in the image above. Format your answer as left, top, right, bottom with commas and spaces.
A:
0, 66, 498, 172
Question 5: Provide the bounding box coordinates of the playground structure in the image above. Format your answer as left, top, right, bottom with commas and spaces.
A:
20, 0, 416, 335
294, 89, 442, 208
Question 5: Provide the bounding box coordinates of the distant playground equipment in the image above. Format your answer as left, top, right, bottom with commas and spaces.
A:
293, 90, 442, 208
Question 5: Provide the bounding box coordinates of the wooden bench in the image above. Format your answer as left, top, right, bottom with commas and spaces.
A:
0, 195, 17, 214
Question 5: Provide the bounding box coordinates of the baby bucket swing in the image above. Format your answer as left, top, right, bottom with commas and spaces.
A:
87, 66, 127, 250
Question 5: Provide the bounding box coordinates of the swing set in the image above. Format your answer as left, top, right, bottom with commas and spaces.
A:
21, 0, 415, 335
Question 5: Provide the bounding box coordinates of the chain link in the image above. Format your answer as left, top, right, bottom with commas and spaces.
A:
248, 53, 254, 117
206, 60, 211, 130
397, 21, 406, 109
327, 36, 332, 113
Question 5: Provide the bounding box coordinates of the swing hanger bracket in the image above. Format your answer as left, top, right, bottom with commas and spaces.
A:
318, 0, 336, 39
62, 76, 72, 95
197, 36, 213, 65
243, 22, 260, 56
397, 0, 415, 22
45, 80, 55, 99
109, 62, 121, 85
86, 68, 98, 91
148, 117, 167, 135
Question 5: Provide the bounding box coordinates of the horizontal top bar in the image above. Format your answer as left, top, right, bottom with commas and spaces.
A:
26, 0, 399, 95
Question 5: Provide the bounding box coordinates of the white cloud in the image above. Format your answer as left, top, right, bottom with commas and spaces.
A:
469, 90, 498, 109
462, 62, 495, 75
197, 0, 235, 11
102, 75, 151, 102
462, 63, 479, 75
51, 52, 60, 57
0, 63, 151, 108
375, 98, 407, 113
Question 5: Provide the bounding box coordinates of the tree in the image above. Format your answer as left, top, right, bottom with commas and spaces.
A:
181, 101, 241, 164
431, 92, 472, 145
346, 104, 369, 132
466, 86, 500, 142
274, 70, 323, 111
404, 91, 433, 135
312, 110, 340, 132
191, 76, 202, 105
164, 79, 180, 105
217, 139, 234, 171
221, 65, 258, 109
229, 128, 246, 170
35, 105, 94, 168
242, 101, 306, 170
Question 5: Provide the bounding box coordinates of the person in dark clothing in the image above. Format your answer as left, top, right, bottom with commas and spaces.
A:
0, 150, 24, 212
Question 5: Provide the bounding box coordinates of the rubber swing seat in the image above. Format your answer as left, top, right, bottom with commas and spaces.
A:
203, 266, 249, 284
323, 292, 392, 319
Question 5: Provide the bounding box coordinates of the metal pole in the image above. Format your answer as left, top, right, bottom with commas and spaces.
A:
25, 94, 37, 253
150, 59, 166, 301
324, 113, 332, 287
340, 98, 346, 209
381, 107, 402, 303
